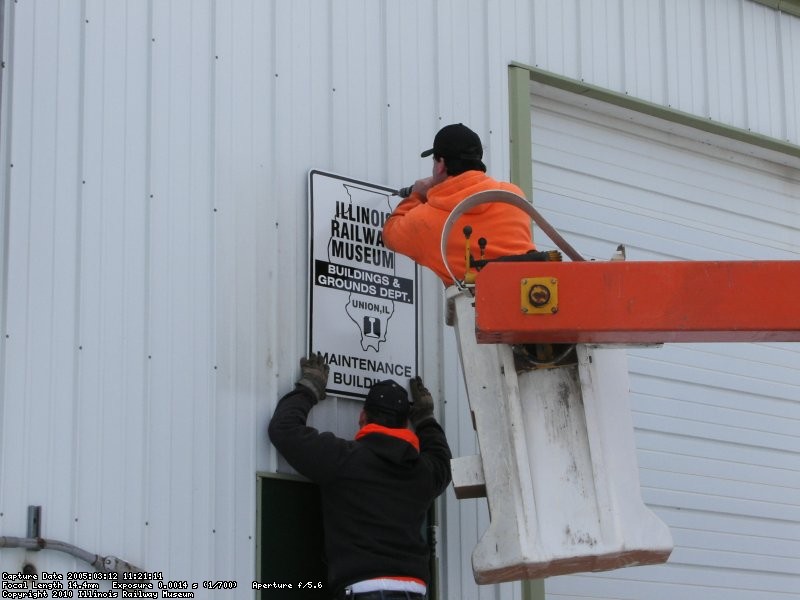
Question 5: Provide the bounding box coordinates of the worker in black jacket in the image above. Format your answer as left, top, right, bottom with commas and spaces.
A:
268, 353, 452, 600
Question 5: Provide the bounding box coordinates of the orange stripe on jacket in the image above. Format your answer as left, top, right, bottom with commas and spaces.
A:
355, 423, 420, 452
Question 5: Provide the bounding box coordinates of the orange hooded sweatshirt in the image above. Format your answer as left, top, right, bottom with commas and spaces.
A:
383, 171, 536, 286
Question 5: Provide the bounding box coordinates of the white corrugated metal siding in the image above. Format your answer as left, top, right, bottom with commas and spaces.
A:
529, 86, 800, 599
528, 0, 800, 145
0, 1, 798, 599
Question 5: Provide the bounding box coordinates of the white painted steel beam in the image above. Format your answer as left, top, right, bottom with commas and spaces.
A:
447, 287, 673, 584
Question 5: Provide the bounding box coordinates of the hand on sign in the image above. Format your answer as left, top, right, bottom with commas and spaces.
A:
296, 352, 330, 403
409, 376, 435, 427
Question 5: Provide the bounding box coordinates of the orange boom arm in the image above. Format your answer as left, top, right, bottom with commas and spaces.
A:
474, 260, 800, 345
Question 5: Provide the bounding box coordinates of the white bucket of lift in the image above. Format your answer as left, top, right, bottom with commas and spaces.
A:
447, 286, 673, 584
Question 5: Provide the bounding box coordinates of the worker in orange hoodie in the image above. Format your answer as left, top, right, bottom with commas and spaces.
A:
383, 123, 536, 286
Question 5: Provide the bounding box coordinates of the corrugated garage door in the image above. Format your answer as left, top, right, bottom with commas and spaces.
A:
529, 84, 800, 600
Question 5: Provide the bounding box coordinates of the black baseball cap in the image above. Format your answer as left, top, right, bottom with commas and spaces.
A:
421, 123, 484, 161
364, 379, 410, 418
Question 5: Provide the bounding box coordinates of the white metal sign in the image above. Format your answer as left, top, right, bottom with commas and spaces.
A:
308, 170, 418, 399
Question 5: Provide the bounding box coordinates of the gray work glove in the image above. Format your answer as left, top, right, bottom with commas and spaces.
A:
409, 376, 435, 427
296, 352, 329, 403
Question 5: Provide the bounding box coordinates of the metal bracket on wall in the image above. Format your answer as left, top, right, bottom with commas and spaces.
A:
1, 506, 147, 574
27, 506, 42, 541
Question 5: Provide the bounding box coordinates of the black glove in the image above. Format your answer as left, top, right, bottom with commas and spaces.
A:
296, 352, 329, 403
409, 376, 435, 427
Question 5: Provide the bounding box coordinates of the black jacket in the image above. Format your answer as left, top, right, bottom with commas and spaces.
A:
268, 386, 452, 594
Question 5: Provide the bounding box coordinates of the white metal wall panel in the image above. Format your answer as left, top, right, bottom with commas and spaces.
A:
0, 1, 798, 599
78, 0, 151, 569
530, 86, 800, 600
528, 0, 800, 145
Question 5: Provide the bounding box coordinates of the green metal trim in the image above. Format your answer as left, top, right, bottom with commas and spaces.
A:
510, 62, 800, 160
508, 65, 534, 199
255, 475, 264, 583
508, 68, 545, 600
257, 470, 310, 482
255, 471, 311, 582
750, 0, 800, 18
521, 579, 546, 600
